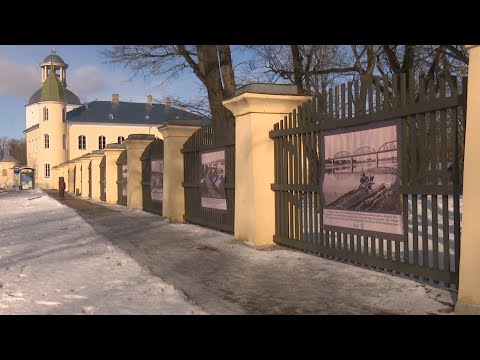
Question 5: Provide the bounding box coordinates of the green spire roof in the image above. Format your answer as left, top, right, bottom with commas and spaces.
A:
40, 64, 65, 102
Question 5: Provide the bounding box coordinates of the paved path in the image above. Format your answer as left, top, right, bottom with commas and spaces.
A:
42, 190, 457, 315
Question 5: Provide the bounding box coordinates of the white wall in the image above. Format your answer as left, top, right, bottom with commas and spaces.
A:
25, 103, 39, 129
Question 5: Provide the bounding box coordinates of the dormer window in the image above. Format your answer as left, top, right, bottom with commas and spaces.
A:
109, 114, 114, 120
145, 115, 150, 120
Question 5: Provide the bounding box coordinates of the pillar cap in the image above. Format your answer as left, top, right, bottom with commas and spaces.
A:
125, 134, 156, 141
105, 143, 126, 150
223, 89, 312, 117
160, 119, 203, 127
89, 150, 105, 158
233, 83, 299, 98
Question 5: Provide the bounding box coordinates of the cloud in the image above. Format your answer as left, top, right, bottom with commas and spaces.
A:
112, 72, 130, 86
68, 65, 106, 98
0, 57, 39, 99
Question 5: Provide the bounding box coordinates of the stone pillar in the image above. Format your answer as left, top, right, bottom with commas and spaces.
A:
52, 166, 59, 189
223, 84, 311, 247
79, 155, 91, 198
103, 144, 125, 205
124, 134, 155, 209
74, 158, 82, 196
158, 121, 202, 222
455, 45, 480, 314
68, 162, 75, 194
63, 163, 70, 190
57, 163, 68, 191
89, 150, 104, 202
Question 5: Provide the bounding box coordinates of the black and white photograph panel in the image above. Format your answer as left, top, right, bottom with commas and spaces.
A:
321, 121, 403, 238
323, 123, 399, 213
200, 149, 227, 210
151, 158, 163, 202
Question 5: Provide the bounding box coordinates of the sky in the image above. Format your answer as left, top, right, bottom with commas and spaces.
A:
0, 45, 205, 139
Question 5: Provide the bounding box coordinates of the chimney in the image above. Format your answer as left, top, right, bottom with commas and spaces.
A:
165, 96, 171, 111
147, 95, 153, 106
112, 93, 119, 104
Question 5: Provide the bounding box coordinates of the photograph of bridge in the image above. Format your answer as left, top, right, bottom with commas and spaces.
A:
200, 149, 227, 210
321, 121, 403, 238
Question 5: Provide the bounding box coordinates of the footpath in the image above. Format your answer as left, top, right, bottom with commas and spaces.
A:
40, 190, 457, 315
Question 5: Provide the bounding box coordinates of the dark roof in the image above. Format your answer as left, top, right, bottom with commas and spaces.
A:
66, 101, 204, 125
43, 54, 65, 64
28, 88, 81, 106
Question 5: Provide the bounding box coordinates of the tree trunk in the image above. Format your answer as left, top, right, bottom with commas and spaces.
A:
291, 45, 305, 95
218, 45, 236, 99
197, 45, 227, 125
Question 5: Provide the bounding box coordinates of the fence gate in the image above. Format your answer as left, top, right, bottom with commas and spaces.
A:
141, 138, 164, 216
100, 157, 106, 202
116, 150, 127, 206
182, 110, 235, 233
270, 73, 466, 289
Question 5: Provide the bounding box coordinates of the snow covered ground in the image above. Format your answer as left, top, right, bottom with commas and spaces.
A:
0, 189, 459, 315
0, 190, 206, 315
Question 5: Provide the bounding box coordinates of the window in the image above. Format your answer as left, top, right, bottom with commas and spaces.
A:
43, 107, 49, 121
62, 108, 66, 123
2, 169, 6, 176
44, 164, 50, 178
62, 134, 66, 150
79, 135, 86, 150
117, 136, 125, 144
98, 135, 106, 150
44, 134, 50, 149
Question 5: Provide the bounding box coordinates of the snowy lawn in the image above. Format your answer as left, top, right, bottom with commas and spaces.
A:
0, 189, 206, 315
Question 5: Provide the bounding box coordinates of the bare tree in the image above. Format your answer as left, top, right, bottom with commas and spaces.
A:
0, 137, 26, 165
8, 138, 26, 165
100, 45, 236, 125
0, 137, 9, 159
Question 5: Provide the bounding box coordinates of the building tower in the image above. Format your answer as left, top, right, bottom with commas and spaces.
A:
25, 50, 82, 189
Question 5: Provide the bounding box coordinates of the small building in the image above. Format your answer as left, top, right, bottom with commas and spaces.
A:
0, 154, 18, 189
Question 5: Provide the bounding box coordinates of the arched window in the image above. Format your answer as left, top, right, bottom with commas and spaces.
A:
44, 164, 50, 178
117, 136, 125, 144
43, 107, 49, 121
78, 135, 86, 150
44, 134, 50, 149
98, 135, 106, 150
